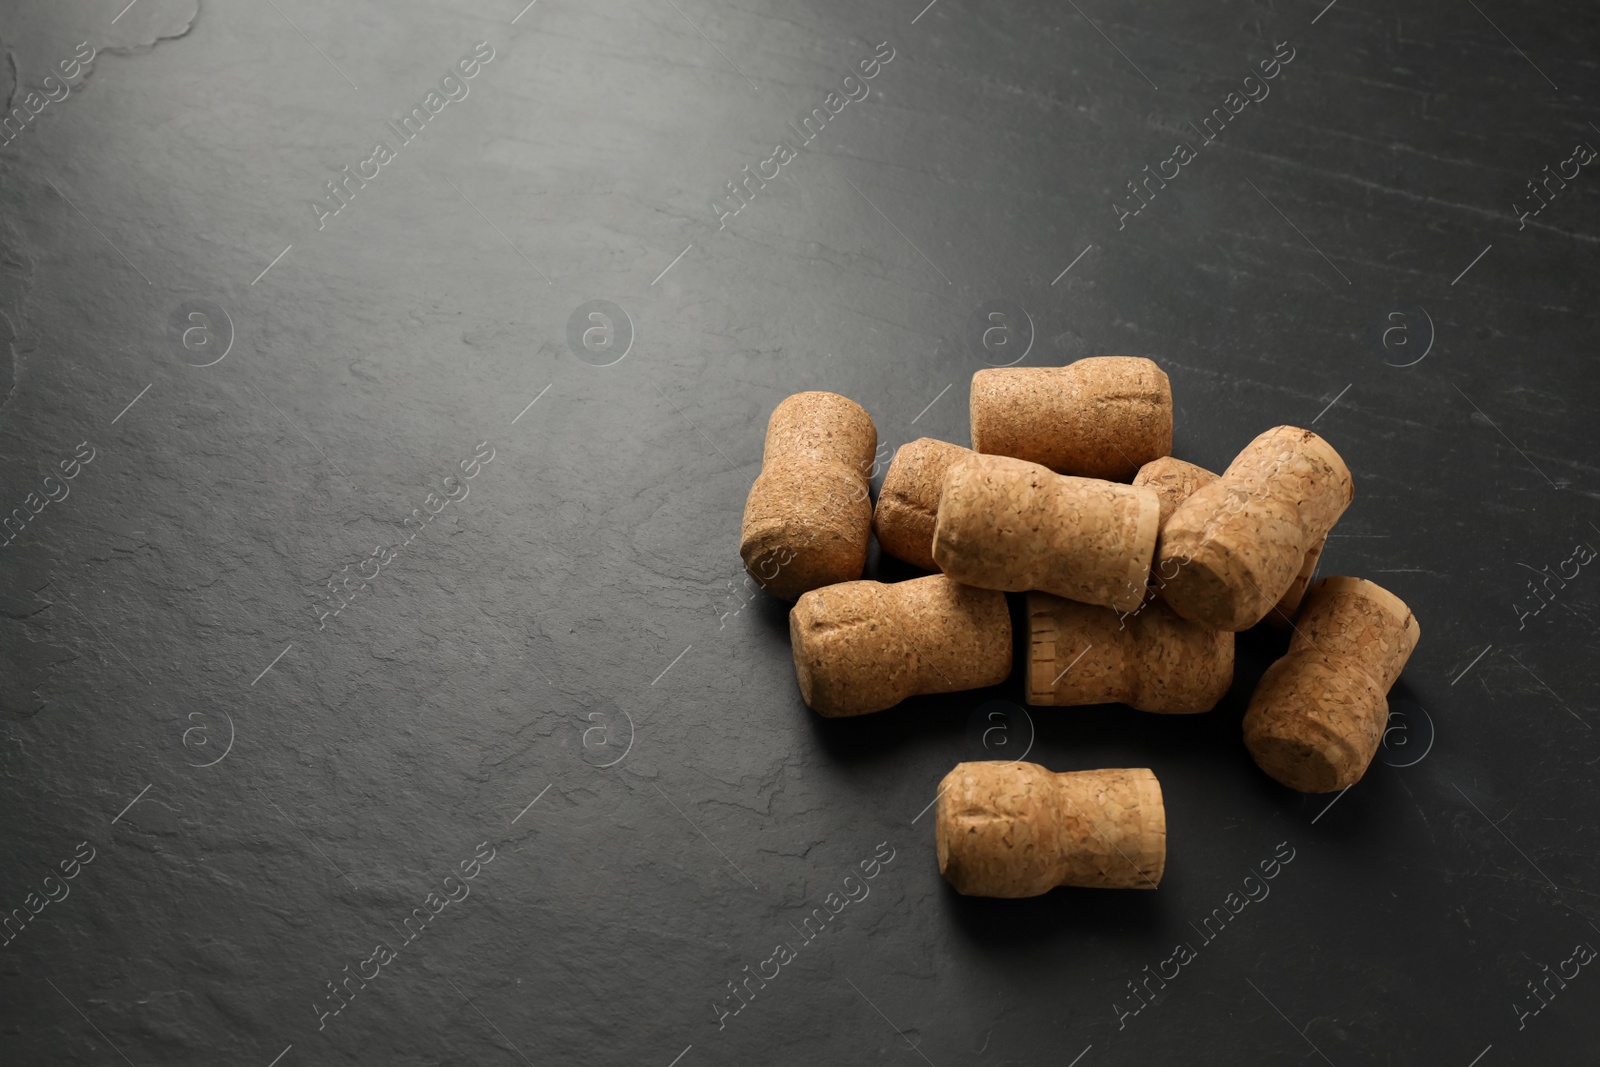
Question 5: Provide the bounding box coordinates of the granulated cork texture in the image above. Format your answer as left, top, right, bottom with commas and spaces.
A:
873, 437, 975, 571
935, 761, 1166, 897
1156, 427, 1353, 631
1025, 592, 1233, 713
789, 574, 1012, 717
933, 453, 1160, 613
1243, 576, 1421, 793
969, 356, 1172, 480
1134, 455, 1327, 626
740, 391, 877, 602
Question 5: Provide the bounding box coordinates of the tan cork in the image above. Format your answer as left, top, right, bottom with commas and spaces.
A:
1025, 592, 1233, 713
740, 392, 877, 602
932, 453, 1160, 614
1242, 576, 1421, 793
873, 437, 975, 571
936, 761, 1166, 897
969, 356, 1173, 480
789, 574, 1012, 717
1134, 455, 1328, 626
1154, 427, 1353, 631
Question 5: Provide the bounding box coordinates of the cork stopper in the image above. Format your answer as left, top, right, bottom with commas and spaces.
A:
740, 392, 877, 602
935, 761, 1166, 897
1242, 576, 1421, 793
932, 454, 1160, 614
789, 574, 1012, 717
1025, 592, 1233, 713
1155, 427, 1353, 631
873, 437, 975, 571
969, 356, 1172, 480
1133, 455, 1327, 627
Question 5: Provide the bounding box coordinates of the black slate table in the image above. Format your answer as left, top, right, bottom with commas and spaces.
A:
2, 1, 1598, 1064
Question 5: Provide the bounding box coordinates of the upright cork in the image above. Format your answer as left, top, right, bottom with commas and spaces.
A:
969, 356, 1172, 480
740, 392, 877, 602
1243, 577, 1420, 793
1026, 592, 1233, 713
789, 574, 1011, 716
1134, 455, 1327, 625
873, 438, 975, 571
1155, 427, 1353, 631
932, 454, 1160, 613
936, 761, 1166, 897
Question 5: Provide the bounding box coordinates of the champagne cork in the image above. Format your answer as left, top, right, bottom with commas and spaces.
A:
1025, 592, 1232, 713
740, 392, 877, 602
1242, 577, 1420, 793
1134, 455, 1327, 625
932, 454, 1160, 613
969, 356, 1172, 480
873, 437, 974, 571
789, 574, 1011, 716
1155, 427, 1353, 631
936, 761, 1166, 897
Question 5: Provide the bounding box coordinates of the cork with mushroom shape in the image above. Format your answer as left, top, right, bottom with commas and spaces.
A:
1134, 455, 1327, 625
873, 437, 975, 571
1155, 427, 1353, 631
936, 761, 1166, 897
1243, 576, 1421, 793
740, 392, 877, 602
789, 574, 1011, 717
1026, 592, 1233, 713
969, 356, 1172, 480
933, 453, 1160, 614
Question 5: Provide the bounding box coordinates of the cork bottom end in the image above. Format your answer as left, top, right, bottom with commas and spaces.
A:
1245, 732, 1367, 794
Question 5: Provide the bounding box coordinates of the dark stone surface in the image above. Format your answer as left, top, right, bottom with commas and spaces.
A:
1, 0, 1597, 1063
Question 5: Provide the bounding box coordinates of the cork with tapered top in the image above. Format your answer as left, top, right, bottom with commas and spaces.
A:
936, 761, 1166, 897
1243, 576, 1421, 793
1134, 455, 1328, 625
789, 574, 1011, 717
969, 356, 1172, 480
1155, 427, 1353, 631
873, 437, 975, 571
1026, 592, 1233, 713
740, 392, 877, 602
932, 454, 1160, 613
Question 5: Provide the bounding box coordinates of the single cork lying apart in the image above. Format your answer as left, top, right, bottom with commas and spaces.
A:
1243, 577, 1420, 793
933, 454, 1160, 613
1026, 592, 1233, 713
1155, 427, 1353, 631
936, 761, 1166, 897
789, 574, 1011, 716
1134, 455, 1327, 625
873, 438, 974, 570
740, 392, 877, 602
970, 356, 1172, 480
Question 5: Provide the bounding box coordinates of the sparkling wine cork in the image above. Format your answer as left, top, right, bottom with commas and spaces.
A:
789, 574, 1011, 716
936, 761, 1166, 897
1243, 577, 1420, 793
1134, 455, 1327, 625
1155, 427, 1353, 631
1025, 592, 1233, 713
969, 356, 1172, 480
932, 454, 1159, 613
740, 392, 877, 602
873, 437, 975, 571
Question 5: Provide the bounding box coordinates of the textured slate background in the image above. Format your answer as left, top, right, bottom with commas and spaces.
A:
2, 0, 1597, 1064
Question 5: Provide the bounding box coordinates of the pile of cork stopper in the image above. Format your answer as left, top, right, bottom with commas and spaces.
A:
740, 357, 1420, 898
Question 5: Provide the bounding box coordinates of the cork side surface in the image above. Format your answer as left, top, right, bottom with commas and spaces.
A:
873, 437, 974, 571
969, 357, 1172, 480
741, 391, 878, 601
1157, 426, 1355, 630
933, 454, 1157, 612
